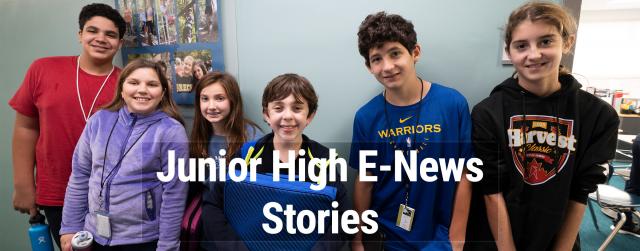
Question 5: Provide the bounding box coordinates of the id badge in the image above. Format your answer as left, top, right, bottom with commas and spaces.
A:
96, 211, 111, 238
396, 204, 415, 231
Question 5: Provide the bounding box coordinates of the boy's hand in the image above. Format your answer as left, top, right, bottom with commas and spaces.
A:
60, 234, 74, 251
351, 233, 365, 251
12, 113, 39, 217
13, 185, 37, 216
451, 241, 465, 251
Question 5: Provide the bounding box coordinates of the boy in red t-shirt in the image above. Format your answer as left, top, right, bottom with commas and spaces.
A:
9, 3, 126, 248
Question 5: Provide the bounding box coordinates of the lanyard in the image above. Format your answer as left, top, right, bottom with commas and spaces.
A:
76, 56, 114, 122
97, 115, 161, 209
383, 77, 425, 158
383, 76, 425, 206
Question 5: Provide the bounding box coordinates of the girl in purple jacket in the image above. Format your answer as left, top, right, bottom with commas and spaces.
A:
60, 59, 189, 251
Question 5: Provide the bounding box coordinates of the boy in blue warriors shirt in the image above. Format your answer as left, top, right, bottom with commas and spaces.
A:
350, 12, 473, 251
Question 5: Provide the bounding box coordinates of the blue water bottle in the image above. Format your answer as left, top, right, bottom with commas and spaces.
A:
29, 212, 54, 251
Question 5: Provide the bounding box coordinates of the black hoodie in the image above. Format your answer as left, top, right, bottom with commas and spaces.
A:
466, 74, 619, 250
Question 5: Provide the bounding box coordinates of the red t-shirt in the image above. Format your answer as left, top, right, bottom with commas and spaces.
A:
9, 56, 120, 206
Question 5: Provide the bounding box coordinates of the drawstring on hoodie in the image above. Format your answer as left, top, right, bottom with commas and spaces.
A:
492, 74, 580, 202
552, 101, 560, 176
519, 90, 531, 202
517, 86, 563, 206
519, 86, 562, 184
520, 91, 528, 180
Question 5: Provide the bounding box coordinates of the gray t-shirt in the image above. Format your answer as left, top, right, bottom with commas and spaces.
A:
205, 124, 263, 183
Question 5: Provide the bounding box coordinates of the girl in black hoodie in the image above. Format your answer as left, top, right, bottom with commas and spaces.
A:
466, 2, 619, 250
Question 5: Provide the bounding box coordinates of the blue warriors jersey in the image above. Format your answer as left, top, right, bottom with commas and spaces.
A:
349, 83, 472, 250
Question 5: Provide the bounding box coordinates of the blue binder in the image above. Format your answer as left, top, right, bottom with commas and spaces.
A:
224, 171, 337, 251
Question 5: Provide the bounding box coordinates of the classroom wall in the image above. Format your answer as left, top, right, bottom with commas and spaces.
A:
574, 9, 640, 99
0, 0, 553, 249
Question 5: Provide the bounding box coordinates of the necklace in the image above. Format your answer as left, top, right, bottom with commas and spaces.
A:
383, 76, 425, 154
382, 76, 425, 205
76, 55, 114, 122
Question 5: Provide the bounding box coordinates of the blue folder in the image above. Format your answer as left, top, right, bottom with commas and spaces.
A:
224, 171, 337, 251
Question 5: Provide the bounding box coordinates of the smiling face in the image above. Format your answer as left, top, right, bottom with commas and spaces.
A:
507, 20, 572, 87
194, 66, 205, 79
175, 58, 185, 77
367, 41, 420, 91
121, 67, 164, 114
183, 57, 194, 76
199, 82, 231, 127
78, 16, 122, 63
263, 94, 315, 144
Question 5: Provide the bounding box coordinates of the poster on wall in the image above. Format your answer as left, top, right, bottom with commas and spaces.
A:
115, 0, 224, 105
174, 50, 213, 93
127, 52, 173, 82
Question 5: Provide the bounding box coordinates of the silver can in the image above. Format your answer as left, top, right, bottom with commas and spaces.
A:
71, 231, 93, 251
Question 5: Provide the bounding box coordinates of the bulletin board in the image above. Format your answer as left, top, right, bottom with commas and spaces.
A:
115, 0, 224, 105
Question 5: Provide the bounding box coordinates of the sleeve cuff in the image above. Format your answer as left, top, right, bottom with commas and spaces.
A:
9, 102, 37, 117
156, 239, 180, 251
569, 191, 589, 205
480, 179, 502, 195
59, 226, 83, 235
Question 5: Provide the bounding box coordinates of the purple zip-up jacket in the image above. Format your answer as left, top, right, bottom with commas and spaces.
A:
60, 106, 188, 250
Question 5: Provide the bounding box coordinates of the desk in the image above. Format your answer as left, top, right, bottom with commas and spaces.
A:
616, 134, 636, 159
619, 134, 636, 145
619, 115, 640, 135
619, 113, 640, 118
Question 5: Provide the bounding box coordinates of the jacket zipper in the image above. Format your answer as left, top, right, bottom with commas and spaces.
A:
103, 115, 137, 244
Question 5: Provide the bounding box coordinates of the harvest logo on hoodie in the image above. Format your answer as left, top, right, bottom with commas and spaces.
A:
507, 115, 577, 185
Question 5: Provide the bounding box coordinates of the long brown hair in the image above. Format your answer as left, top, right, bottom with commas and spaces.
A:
103, 59, 185, 125
504, 1, 577, 75
190, 72, 260, 158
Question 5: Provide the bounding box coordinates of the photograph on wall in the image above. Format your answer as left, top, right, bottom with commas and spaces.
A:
197, 0, 218, 42
156, 0, 177, 45
117, 0, 159, 46
118, 0, 137, 47
127, 52, 173, 83
117, 0, 224, 105
177, 0, 197, 44
137, 0, 158, 46
174, 49, 212, 94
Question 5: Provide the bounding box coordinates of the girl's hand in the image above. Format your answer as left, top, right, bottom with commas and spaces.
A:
60, 233, 74, 251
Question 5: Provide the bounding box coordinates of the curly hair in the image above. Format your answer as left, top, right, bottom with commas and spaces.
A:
357, 11, 417, 67
79, 3, 127, 39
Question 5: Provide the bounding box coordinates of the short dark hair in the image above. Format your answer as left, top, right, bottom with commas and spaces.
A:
78, 3, 126, 39
262, 73, 318, 117
357, 11, 417, 67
